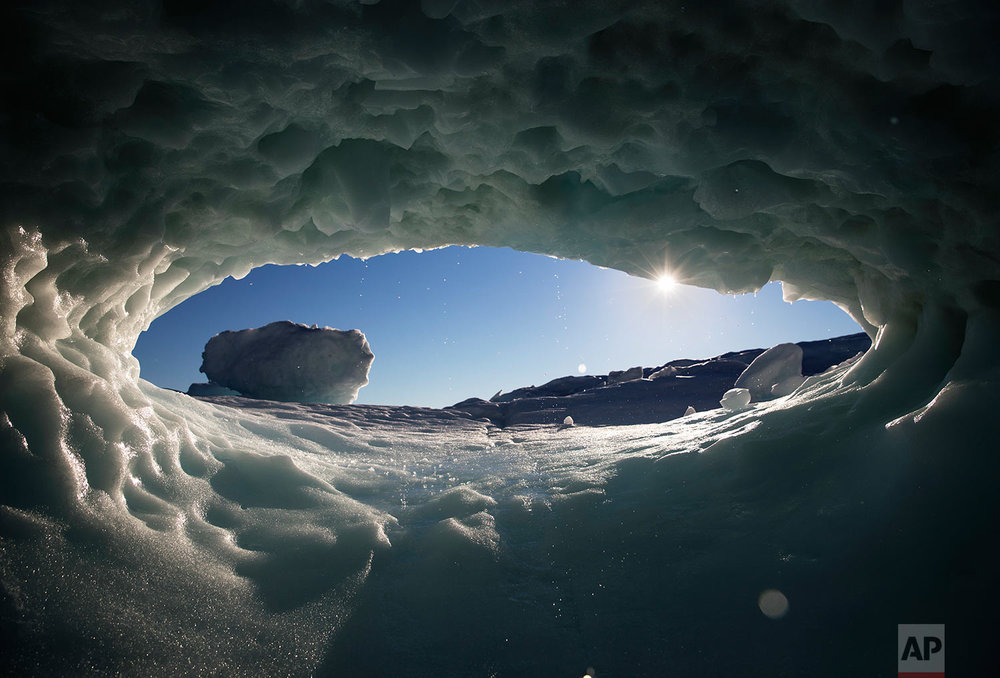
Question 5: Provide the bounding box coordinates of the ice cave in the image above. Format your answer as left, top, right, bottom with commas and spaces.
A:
1, 0, 998, 675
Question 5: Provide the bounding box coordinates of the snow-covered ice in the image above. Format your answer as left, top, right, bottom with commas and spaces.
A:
720, 387, 753, 412
197, 321, 373, 404
2, 0, 999, 675
735, 342, 806, 400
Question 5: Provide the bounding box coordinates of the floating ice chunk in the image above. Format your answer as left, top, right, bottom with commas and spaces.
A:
735, 343, 804, 401
683, 406, 696, 416
199, 321, 373, 403
720, 388, 752, 412
562, 415, 574, 426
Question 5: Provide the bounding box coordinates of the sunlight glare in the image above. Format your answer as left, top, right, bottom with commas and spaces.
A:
656, 273, 676, 293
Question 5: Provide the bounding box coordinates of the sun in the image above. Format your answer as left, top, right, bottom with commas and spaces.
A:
656, 273, 676, 293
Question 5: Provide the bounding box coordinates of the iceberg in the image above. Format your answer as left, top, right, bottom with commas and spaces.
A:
198, 321, 373, 404
734, 342, 805, 400
720, 387, 753, 412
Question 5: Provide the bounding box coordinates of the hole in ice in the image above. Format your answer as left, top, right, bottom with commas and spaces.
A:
134, 246, 862, 408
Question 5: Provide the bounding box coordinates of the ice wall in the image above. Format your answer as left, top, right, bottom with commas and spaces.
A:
1, 0, 999, 675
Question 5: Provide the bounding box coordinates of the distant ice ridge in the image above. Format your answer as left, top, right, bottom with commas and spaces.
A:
451, 334, 870, 426
195, 321, 373, 404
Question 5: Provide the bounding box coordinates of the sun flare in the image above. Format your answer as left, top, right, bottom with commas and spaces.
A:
656, 273, 677, 293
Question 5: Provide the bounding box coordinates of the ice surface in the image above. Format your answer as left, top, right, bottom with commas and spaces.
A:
2, 0, 999, 675
198, 321, 373, 404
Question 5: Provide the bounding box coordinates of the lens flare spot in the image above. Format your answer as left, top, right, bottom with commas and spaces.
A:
577, 363, 587, 374
758, 589, 789, 619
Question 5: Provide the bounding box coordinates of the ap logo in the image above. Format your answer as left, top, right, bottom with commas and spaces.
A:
898, 624, 944, 677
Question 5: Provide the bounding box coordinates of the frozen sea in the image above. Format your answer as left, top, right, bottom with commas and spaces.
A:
3, 333, 996, 676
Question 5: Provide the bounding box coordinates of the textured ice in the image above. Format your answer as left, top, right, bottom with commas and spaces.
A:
198, 321, 373, 404
720, 387, 753, 412
2, 0, 999, 675
735, 342, 806, 400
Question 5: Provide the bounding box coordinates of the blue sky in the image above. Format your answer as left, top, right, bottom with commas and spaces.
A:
133, 246, 862, 407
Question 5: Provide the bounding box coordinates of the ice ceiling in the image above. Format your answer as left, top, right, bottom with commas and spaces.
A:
2, 0, 999, 352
